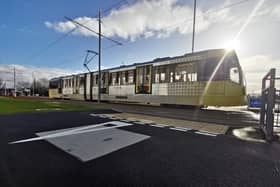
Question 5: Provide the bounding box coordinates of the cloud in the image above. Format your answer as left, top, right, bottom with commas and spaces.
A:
256, 1, 280, 19
0, 64, 80, 88
240, 55, 280, 93
45, 0, 234, 41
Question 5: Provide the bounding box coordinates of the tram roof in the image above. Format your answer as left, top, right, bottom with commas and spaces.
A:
50, 48, 235, 81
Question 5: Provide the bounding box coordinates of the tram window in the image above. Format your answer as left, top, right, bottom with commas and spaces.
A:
112, 77, 116, 86
175, 72, 181, 81
109, 73, 112, 84
101, 74, 104, 84
94, 75, 97, 85
128, 70, 134, 84
193, 73, 197, 81
49, 81, 58, 89
92, 75, 95, 86
155, 73, 159, 83
125, 71, 128, 83
121, 72, 126, 85
230, 67, 240, 84
182, 71, 187, 82
139, 74, 143, 84
116, 72, 119, 84
160, 73, 165, 82
170, 72, 174, 83
80, 77, 84, 87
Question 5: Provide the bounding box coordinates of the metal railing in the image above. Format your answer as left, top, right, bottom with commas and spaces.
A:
260, 68, 280, 141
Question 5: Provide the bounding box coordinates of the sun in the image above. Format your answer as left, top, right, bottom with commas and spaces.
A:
223, 39, 240, 51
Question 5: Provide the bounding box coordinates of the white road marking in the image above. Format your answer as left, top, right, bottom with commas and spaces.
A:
170, 127, 189, 132
134, 121, 146, 125
198, 130, 220, 135
150, 124, 168, 128
10, 121, 133, 144
174, 127, 191, 131
195, 131, 217, 137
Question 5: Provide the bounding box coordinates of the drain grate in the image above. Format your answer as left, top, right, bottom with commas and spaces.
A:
103, 138, 113, 142
104, 124, 117, 127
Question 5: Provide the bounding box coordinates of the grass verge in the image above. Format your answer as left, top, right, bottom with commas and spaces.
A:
0, 97, 106, 115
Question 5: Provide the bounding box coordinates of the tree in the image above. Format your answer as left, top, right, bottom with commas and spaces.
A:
17, 81, 31, 89
0, 78, 4, 89
0, 78, 6, 96
31, 78, 49, 96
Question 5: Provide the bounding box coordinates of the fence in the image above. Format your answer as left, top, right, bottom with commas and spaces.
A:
260, 68, 280, 141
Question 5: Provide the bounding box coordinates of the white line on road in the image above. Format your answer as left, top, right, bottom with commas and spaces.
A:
195, 131, 217, 137
150, 124, 168, 128
134, 121, 146, 125
10, 121, 133, 144
170, 127, 189, 132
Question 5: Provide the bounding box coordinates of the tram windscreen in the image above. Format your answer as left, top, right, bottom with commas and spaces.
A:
49, 80, 59, 89
199, 53, 242, 84
199, 57, 228, 81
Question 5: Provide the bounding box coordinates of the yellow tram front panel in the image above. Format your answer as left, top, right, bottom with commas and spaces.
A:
201, 80, 246, 106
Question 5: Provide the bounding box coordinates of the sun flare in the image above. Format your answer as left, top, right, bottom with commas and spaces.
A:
223, 39, 240, 51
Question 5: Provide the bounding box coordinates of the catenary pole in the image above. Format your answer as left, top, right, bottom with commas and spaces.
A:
13, 67, 16, 97
98, 10, 102, 103
192, 0, 197, 53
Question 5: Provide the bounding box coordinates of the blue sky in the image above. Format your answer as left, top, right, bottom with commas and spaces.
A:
0, 0, 280, 92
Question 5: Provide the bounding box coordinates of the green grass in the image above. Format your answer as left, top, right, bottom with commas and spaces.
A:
0, 97, 106, 115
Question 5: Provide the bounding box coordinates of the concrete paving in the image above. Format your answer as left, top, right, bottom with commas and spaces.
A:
100, 112, 229, 134
106, 103, 259, 127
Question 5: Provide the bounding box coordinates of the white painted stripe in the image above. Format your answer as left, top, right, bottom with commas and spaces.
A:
195, 131, 217, 137
150, 124, 167, 128
154, 123, 169, 127
134, 121, 146, 125
89, 113, 98, 117
170, 127, 189, 132
10, 121, 133, 144
172, 127, 192, 131
198, 130, 220, 135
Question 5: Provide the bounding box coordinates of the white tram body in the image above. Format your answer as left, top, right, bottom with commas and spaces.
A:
49, 49, 247, 106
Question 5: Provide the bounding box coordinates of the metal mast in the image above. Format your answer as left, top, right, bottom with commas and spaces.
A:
192, 0, 197, 53
98, 10, 102, 103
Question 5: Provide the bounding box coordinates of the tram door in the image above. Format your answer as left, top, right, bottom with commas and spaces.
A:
101, 72, 109, 94
136, 65, 152, 94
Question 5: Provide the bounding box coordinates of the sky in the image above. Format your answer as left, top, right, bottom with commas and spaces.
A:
0, 0, 279, 93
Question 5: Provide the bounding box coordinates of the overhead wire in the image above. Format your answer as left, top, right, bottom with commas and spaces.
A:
19, 0, 254, 73
22, 0, 131, 65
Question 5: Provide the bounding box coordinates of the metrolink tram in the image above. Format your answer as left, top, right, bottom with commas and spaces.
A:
49, 49, 247, 106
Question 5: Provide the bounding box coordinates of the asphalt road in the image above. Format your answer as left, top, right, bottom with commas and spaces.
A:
0, 110, 279, 187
